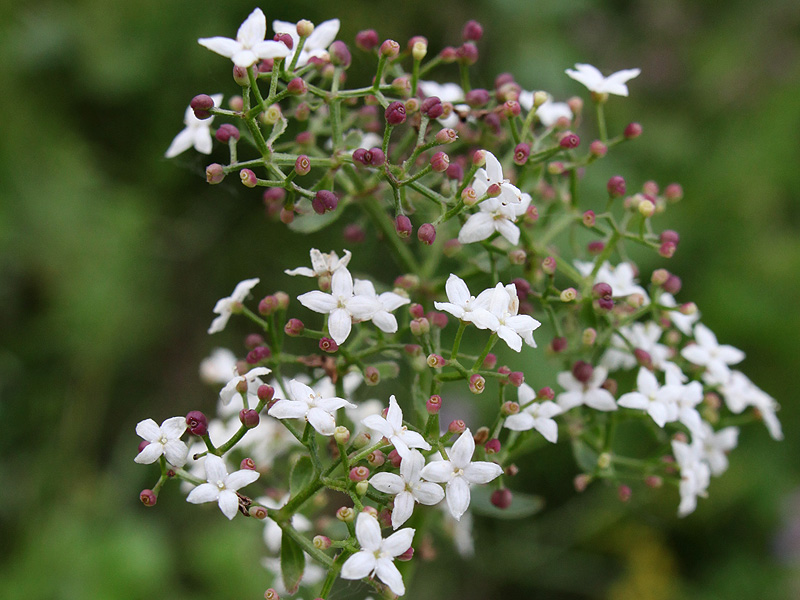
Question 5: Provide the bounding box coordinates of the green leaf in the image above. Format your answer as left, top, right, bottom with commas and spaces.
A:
289, 455, 314, 496
470, 487, 545, 519
572, 439, 599, 473
267, 114, 288, 147
280, 532, 305, 594
373, 361, 400, 380
288, 207, 345, 233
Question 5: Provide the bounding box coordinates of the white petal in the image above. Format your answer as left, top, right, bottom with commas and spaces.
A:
252, 40, 291, 60
192, 128, 213, 155
237, 8, 267, 48
268, 399, 309, 420
135, 418, 161, 442
535, 419, 559, 443
197, 37, 241, 59
444, 274, 470, 306
161, 416, 187, 440
331, 267, 354, 298
413, 481, 445, 506
386, 395, 403, 430
340, 551, 376, 580
218, 489, 240, 519
164, 128, 195, 158
419, 460, 454, 483
445, 476, 471, 520
497, 325, 523, 352
284, 266, 315, 277
361, 414, 393, 439
163, 440, 189, 467
483, 151, 503, 183
584, 389, 618, 411
462, 461, 502, 485
288, 379, 315, 404
316, 396, 356, 413
297, 290, 338, 314
504, 412, 535, 431
307, 406, 337, 435
134, 442, 163, 464
225, 468, 260, 491
382, 527, 415, 557
495, 218, 521, 246
186, 482, 219, 504
458, 212, 495, 244
307, 19, 340, 50
346, 296, 381, 320
391, 492, 415, 529
449, 430, 476, 468
372, 311, 398, 333
375, 557, 405, 596
204, 454, 228, 483
230, 278, 260, 302
328, 308, 352, 344
355, 513, 382, 551
370, 472, 405, 495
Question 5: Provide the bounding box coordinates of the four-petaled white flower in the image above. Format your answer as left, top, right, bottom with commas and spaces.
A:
186, 454, 260, 520
165, 94, 223, 159
575, 260, 650, 302
504, 383, 562, 442
208, 277, 260, 334
681, 323, 745, 381
470, 151, 523, 206
474, 282, 541, 352
433, 274, 496, 328
284, 248, 352, 278
135, 416, 189, 467
601, 321, 670, 372
657, 292, 699, 335
518, 91, 573, 127
370, 450, 445, 529
698, 423, 739, 476
672, 438, 710, 517
565, 63, 641, 97
219, 366, 272, 406
199, 347, 238, 385
556, 365, 617, 412
617, 367, 681, 428
664, 363, 704, 438
297, 266, 380, 345
198, 8, 290, 68
353, 279, 410, 334
704, 369, 783, 441
362, 395, 431, 458
458, 192, 531, 246
273, 18, 340, 68
340, 512, 414, 597
268, 379, 356, 436
419, 428, 503, 521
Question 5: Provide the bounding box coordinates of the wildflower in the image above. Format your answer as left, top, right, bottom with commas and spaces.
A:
369, 450, 445, 528
519, 91, 573, 127
565, 63, 641, 97
353, 279, 411, 334
297, 266, 380, 344
704, 369, 783, 441
556, 363, 617, 412
503, 383, 562, 442
617, 367, 680, 427
268, 379, 355, 436
458, 193, 531, 246
208, 278, 260, 334
698, 423, 739, 476
186, 454, 260, 519
420, 428, 503, 520
199, 347, 238, 384
657, 292, 700, 335
134, 416, 189, 467
433, 274, 496, 328
284, 248, 352, 278
340, 512, 414, 596
681, 323, 745, 380
672, 438, 710, 517
219, 367, 271, 406
469, 151, 523, 205
165, 94, 223, 158
198, 8, 290, 68
472, 283, 541, 352
361, 395, 431, 458
601, 322, 670, 372
273, 18, 340, 68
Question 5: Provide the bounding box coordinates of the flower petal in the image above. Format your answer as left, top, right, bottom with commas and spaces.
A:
197, 36, 241, 59
445, 476, 471, 520
370, 472, 405, 495
203, 454, 228, 483
134, 442, 163, 464
458, 212, 495, 244
449, 429, 475, 468
163, 440, 189, 467
135, 418, 161, 442
307, 18, 340, 50
355, 513, 382, 551
165, 128, 195, 158
217, 489, 239, 520
391, 491, 415, 529
382, 527, 415, 557
307, 406, 337, 435
161, 416, 187, 440
237, 8, 266, 48
186, 482, 219, 504
268, 399, 309, 420
328, 308, 352, 345
225, 468, 260, 491
340, 551, 376, 580
419, 460, 454, 483
297, 290, 338, 314
463, 461, 502, 485
375, 557, 405, 596
504, 412, 535, 431
413, 481, 445, 506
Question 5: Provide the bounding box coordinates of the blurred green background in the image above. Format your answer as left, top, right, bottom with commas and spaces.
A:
1, 0, 799, 598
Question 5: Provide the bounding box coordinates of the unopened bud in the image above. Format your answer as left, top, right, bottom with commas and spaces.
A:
364, 366, 380, 386
186, 411, 208, 436
336, 507, 354, 522
607, 175, 626, 198
294, 155, 311, 176
380, 39, 400, 58
509, 249, 526, 265
240, 457, 256, 470
206, 163, 225, 184
313, 535, 332, 550
664, 183, 683, 202
559, 131, 580, 149
462, 20, 484, 42
312, 190, 338, 215
250, 505, 268, 519
417, 223, 436, 245
239, 409, 260, 429
412, 40, 427, 61
284, 318, 304, 336
426, 395, 442, 414
140, 489, 157, 507
618, 484, 632, 503
582, 210, 596, 227
624, 122, 643, 139
349, 466, 370, 482
659, 241, 676, 258
388, 449, 402, 468
457, 42, 479, 65
513, 143, 531, 166
355, 29, 380, 52
572, 360, 594, 384
469, 374, 485, 394
537, 386, 555, 401
395, 215, 413, 238
501, 401, 520, 416
472, 149, 486, 167
582, 328, 597, 346
352, 431, 372, 449
435, 128, 458, 144
430, 152, 449, 173
367, 450, 386, 467
645, 475, 663, 488
296, 20, 314, 38
483, 353, 497, 370
427, 353, 445, 369
485, 438, 501, 454
448, 419, 466, 434
319, 337, 338, 353
240, 168, 258, 188
410, 317, 430, 336
638, 198, 655, 218
574, 474, 591, 493
190, 94, 216, 119
461, 186, 479, 206
334, 426, 351, 445
589, 140, 607, 157
491, 488, 512, 509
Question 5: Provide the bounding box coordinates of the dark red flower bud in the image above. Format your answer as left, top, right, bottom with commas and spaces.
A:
319, 337, 338, 353
607, 175, 626, 198
465, 88, 490, 108
190, 94, 215, 119
385, 101, 407, 125
186, 411, 208, 436
559, 131, 581, 149
329, 40, 352, 68
355, 29, 380, 51
312, 190, 338, 214
395, 215, 413, 238
624, 122, 643, 139
421, 96, 444, 119
274, 32, 294, 50
462, 20, 484, 42
215, 124, 240, 143
239, 409, 260, 429
572, 360, 594, 384
491, 488, 513, 509
457, 42, 479, 65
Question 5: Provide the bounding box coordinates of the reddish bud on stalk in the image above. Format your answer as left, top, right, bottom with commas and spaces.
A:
427, 395, 442, 414
607, 175, 626, 198
186, 411, 208, 436
355, 29, 379, 51
319, 337, 338, 353
206, 163, 225, 184
190, 94, 215, 119
482, 353, 497, 370
239, 409, 260, 429
469, 373, 485, 394
380, 39, 400, 58
240, 457, 256, 470
462, 20, 484, 41
140, 489, 157, 507
215, 124, 240, 143
240, 169, 258, 187
448, 419, 467, 434
624, 122, 643, 139
491, 488, 513, 509
430, 152, 450, 173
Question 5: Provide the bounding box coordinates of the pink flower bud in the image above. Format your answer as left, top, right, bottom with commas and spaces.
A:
607, 175, 626, 198
634, 348, 653, 370
572, 361, 594, 384
589, 140, 607, 157
427, 353, 445, 368
319, 337, 338, 353
645, 475, 663, 488
582, 210, 596, 227
664, 274, 682, 295
436, 128, 458, 145
550, 336, 568, 354
313, 535, 333, 550
246, 346, 271, 364
559, 131, 580, 149
664, 183, 683, 202
485, 438, 501, 454
427, 311, 448, 329
380, 39, 400, 58
491, 488, 513, 509
503, 100, 521, 117
651, 269, 670, 286
461, 186, 479, 206
296, 19, 314, 37
448, 419, 466, 434
397, 547, 414, 561
241, 457, 256, 470
329, 40, 351, 68
355, 29, 380, 52
250, 505, 268, 519
293, 154, 311, 177
312, 190, 338, 215
468, 373, 485, 394
426, 395, 442, 414
457, 42, 479, 65
439, 46, 458, 62
385, 101, 407, 125
190, 94, 215, 119
140, 489, 157, 507
395, 215, 413, 238
232, 65, 249, 86
501, 401, 520, 415
206, 163, 225, 184
349, 466, 370, 482
430, 152, 450, 173
257, 384, 275, 402
185, 411, 209, 436
466, 88, 490, 108
587, 241, 604, 255
574, 474, 591, 493
409, 317, 430, 336
274, 32, 294, 50
421, 96, 444, 119
417, 223, 437, 245
388, 449, 403, 468
364, 365, 380, 386
618, 484, 632, 503
513, 143, 531, 166
542, 256, 556, 275
215, 124, 240, 143
659, 242, 676, 258
537, 386, 555, 401
284, 318, 304, 337
259, 295, 279, 315
239, 409, 260, 429
506, 372, 524, 388
624, 122, 643, 139
593, 283, 614, 310
240, 168, 258, 188
462, 20, 484, 41
482, 353, 497, 370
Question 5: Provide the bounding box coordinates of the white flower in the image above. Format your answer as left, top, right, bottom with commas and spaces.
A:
473, 283, 540, 352
664, 363, 704, 438
575, 260, 649, 302
698, 423, 739, 476
208, 278, 260, 334
672, 438, 710, 517
504, 383, 562, 442
362, 395, 431, 458
284, 248, 352, 278
198, 8, 290, 68
470, 151, 523, 205
219, 366, 271, 406
134, 416, 189, 467
705, 369, 783, 441
370, 450, 445, 529
556, 365, 617, 412
353, 279, 411, 334
601, 321, 670, 372
165, 94, 223, 159
518, 91, 573, 127
420, 429, 503, 521
681, 323, 745, 381
340, 512, 414, 596
186, 454, 260, 519
433, 274, 496, 328
565, 63, 641, 97
273, 18, 340, 68
617, 368, 680, 428
199, 347, 238, 385
458, 193, 531, 246
657, 292, 699, 335
268, 379, 355, 436
297, 266, 380, 344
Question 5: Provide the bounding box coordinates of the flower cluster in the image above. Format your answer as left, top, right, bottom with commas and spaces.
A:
136, 9, 783, 599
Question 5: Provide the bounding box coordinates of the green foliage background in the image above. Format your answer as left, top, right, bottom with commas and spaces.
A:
1, 0, 798, 598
